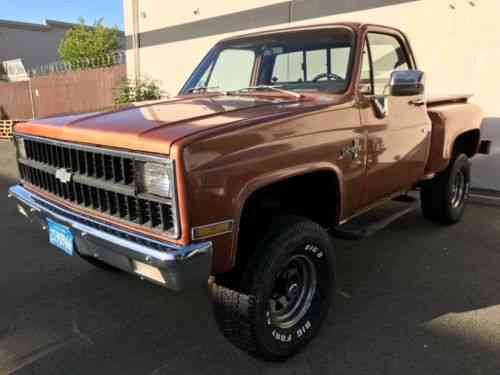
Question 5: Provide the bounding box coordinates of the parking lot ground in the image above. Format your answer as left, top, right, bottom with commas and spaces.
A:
1, 140, 500, 375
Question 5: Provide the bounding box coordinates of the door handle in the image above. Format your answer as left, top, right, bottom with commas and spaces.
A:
409, 98, 426, 107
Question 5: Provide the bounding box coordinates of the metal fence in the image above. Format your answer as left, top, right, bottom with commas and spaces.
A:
29, 51, 126, 77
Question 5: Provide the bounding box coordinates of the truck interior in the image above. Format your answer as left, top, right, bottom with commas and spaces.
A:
183, 28, 356, 95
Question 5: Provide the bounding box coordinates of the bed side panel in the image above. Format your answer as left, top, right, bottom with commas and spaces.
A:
426, 103, 482, 174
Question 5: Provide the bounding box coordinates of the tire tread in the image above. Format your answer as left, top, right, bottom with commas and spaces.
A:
212, 215, 334, 361
421, 153, 470, 224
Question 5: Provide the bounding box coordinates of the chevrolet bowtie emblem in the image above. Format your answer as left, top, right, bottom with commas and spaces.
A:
55, 168, 73, 184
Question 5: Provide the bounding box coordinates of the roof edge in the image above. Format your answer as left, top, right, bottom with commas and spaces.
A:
219, 22, 362, 44
0, 18, 123, 33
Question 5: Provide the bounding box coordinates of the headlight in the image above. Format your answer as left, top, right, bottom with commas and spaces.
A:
16, 137, 27, 159
136, 161, 174, 198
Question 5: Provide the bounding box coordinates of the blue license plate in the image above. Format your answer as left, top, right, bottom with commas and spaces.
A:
47, 219, 74, 256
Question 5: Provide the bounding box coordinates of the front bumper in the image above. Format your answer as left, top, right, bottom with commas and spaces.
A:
8, 185, 213, 291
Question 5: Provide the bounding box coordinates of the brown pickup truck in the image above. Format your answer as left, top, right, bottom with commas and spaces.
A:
9, 23, 486, 360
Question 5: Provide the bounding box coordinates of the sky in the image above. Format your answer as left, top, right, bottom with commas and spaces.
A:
1, 0, 124, 30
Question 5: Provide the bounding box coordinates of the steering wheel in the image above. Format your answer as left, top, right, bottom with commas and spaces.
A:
312, 72, 343, 82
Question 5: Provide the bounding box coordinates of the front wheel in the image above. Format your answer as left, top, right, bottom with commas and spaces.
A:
212, 216, 335, 361
421, 153, 471, 224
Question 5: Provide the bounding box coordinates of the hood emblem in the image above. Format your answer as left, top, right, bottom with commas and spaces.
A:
55, 168, 73, 184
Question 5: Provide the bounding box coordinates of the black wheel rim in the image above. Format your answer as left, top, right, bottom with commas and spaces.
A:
269, 254, 317, 330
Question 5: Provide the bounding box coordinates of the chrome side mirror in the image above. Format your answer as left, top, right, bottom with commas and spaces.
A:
390, 70, 425, 96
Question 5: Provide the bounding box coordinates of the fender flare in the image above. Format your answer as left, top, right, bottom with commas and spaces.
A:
229, 162, 344, 267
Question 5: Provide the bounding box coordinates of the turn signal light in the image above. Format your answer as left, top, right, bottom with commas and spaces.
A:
192, 220, 234, 240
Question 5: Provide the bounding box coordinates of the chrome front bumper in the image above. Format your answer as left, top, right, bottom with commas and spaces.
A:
8, 185, 213, 291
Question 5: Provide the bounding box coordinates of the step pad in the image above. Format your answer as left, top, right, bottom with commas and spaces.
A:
332, 200, 419, 240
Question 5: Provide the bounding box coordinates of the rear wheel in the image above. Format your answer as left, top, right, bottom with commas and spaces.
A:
211, 215, 335, 361
421, 153, 470, 224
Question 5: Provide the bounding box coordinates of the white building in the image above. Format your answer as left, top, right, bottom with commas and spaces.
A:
123, 0, 500, 190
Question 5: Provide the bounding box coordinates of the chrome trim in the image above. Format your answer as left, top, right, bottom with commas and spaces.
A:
169, 159, 181, 240
14, 133, 169, 163
14, 133, 181, 239
8, 185, 212, 291
11, 185, 180, 252
191, 219, 235, 241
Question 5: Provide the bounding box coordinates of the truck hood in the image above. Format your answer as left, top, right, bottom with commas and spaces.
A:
15, 94, 324, 155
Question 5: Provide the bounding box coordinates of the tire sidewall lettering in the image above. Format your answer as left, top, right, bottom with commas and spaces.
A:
304, 243, 325, 260
266, 242, 324, 344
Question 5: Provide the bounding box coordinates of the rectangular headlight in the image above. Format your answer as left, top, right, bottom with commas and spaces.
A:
137, 161, 174, 198
16, 137, 27, 159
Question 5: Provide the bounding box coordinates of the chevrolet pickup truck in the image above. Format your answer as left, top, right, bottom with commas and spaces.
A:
9, 23, 486, 360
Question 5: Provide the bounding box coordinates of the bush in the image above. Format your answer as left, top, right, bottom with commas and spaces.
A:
113, 77, 163, 106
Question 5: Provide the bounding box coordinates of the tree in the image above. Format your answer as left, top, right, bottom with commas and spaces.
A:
58, 17, 121, 68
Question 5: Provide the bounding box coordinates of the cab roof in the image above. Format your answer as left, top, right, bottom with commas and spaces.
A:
219, 22, 405, 44
219, 22, 365, 44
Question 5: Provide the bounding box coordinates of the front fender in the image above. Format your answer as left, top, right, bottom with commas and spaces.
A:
178, 101, 362, 272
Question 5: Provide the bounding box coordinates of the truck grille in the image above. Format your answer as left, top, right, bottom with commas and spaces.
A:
23, 138, 135, 186
17, 137, 176, 236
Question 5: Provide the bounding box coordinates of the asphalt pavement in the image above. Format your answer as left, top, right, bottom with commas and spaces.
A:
1, 141, 500, 375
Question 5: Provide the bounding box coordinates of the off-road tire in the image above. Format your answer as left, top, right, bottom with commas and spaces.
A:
421, 153, 470, 224
211, 215, 335, 361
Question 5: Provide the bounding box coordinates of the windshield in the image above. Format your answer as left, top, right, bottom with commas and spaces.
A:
181, 28, 356, 95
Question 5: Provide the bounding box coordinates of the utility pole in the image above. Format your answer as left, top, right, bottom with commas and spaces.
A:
132, 0, 141, 86
28, 77, 36, 120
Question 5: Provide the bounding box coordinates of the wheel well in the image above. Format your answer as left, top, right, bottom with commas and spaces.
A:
453, 129, 480, 158
234, 171, 339, 271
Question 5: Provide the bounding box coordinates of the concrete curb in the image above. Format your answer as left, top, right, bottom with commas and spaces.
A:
469, 189, 500, 207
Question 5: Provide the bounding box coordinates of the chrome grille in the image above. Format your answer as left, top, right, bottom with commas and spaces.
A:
17, 137, 176, 236
23, 139, 136, 186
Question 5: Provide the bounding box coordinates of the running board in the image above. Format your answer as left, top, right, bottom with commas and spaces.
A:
331, 203, 418, 240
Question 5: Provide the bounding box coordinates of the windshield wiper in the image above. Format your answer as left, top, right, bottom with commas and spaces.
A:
228, 85, 303, 99
188, 86, 222, 94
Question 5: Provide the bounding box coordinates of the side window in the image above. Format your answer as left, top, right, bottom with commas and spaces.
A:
206, 49, 255, 91
367, 33, 410, 96
272, 52, 304, 83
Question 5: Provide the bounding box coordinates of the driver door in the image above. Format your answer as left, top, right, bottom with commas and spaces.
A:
359, 31, 432, 206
